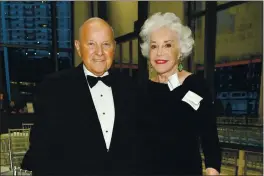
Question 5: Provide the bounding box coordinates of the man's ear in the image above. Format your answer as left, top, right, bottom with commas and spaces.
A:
74, 40, 81, 57
113, 40, 116, 53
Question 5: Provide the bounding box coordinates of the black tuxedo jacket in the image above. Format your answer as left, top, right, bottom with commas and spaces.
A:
21, 64, 139, 175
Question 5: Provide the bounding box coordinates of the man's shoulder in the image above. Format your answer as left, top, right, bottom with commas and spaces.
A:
47, 67, 79, 80
38, 66, 82, 91
43, 66, 81, 83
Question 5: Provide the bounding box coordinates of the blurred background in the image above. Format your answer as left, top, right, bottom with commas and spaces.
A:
0, 1, 263, 175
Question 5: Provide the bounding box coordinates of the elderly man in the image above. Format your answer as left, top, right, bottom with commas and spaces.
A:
21, 18, 138, 175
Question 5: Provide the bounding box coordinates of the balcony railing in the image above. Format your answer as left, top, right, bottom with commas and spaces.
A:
201, 148, 263, 175
114, 32, 138, 78
217, 116, 263, 126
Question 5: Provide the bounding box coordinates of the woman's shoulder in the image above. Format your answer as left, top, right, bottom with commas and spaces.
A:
181, 71, 211, 97
178, 70, 197, 86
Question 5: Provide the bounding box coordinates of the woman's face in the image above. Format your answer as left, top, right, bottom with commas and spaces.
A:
149, 27, 181, 75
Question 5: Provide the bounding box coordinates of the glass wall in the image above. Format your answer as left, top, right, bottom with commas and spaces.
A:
0, 1, 73, 113
188, 1, 263, 118
215, 2, 262, 117
0, 2, 52, 46
192, 16, 205, 78
187, 2, 263, 175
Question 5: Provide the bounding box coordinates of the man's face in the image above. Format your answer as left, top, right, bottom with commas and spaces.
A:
75, 20, 115, 76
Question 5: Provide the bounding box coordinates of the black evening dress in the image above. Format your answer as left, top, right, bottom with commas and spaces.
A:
137, 74, 222, 175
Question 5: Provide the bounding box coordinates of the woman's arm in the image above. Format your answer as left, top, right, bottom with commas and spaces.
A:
198, 81, 222, 175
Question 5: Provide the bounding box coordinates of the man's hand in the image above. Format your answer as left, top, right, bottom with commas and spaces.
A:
205, 168, 220, 175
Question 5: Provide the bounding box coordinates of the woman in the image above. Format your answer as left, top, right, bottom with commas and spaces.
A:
137, 12, 222, 175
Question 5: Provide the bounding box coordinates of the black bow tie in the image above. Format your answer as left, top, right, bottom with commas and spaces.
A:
86, 75, 111, 88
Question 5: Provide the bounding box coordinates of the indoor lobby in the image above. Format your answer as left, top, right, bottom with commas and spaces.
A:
0, 1, 263, 175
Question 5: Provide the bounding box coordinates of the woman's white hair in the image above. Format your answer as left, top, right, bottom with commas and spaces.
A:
139, 12, 194, 60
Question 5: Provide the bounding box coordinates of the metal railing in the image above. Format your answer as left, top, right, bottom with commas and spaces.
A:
217, 126, 262, 147
113, 32, 138, 77
217, 116, 263, 126
202, 148, 263, 175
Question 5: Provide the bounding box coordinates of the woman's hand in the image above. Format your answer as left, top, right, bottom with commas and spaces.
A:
205, 168, 220, 175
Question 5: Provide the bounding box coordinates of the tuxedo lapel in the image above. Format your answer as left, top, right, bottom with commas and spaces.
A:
107, 72, 122, 151
73, 64, 108, 151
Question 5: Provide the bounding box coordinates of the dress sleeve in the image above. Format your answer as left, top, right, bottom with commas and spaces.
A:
196, 79, 222, 173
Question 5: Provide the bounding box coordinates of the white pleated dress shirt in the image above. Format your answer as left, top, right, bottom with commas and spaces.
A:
83, 65, 115, 150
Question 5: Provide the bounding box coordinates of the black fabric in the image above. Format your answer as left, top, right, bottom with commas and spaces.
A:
136, 74, 222, 175
86, 75, 112, 88
21, 63, 139, 175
